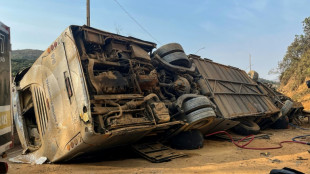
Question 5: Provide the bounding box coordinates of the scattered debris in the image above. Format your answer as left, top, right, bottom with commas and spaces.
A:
260, 152, 270, 157
269, 158, 282, 163
34, 157, 48, 165
296, 156, 308, 160
9, 153, 47, 164
132, 142, 187, 163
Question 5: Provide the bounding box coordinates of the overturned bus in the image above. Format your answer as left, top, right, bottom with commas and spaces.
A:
12, 25, 217, 163
12, 25, 287, 163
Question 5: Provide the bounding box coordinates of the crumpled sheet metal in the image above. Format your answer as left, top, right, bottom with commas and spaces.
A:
11, 87, 48, 164
12, 88, 28, 150
9, 153, 47, 164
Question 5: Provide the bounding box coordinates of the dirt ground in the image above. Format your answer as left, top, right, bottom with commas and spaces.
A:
3, 122, 310, 174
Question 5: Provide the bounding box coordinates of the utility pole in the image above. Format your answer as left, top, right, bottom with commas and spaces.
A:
87, 0, 90, 26
249, 54, 252, 71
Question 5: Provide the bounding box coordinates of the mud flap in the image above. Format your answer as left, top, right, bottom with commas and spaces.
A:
132, 142, 187, 163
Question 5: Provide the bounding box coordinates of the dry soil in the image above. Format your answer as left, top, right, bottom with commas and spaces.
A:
3, 123, 310, 174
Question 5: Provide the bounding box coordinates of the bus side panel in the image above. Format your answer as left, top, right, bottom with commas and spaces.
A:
0, 22, 12, 154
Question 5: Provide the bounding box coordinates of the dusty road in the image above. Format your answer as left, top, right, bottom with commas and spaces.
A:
3, 124, 310, 174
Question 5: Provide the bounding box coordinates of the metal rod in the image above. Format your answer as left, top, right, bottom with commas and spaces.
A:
249, 54, 251, 71
206, 78, 257, 86
87, 0, 90, 26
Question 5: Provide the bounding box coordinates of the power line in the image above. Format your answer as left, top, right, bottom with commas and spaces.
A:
195, 47, 205, 54
113, 0, 162, 45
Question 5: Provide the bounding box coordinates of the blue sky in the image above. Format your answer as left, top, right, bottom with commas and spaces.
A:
1, 0, 309, 81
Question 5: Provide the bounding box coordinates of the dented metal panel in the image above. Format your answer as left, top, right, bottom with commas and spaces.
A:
190, 55, 280, 119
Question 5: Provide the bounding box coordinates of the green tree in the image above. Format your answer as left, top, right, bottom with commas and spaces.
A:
277, 17, 310, 85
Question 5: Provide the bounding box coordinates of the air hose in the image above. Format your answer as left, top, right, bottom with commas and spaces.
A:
289, 123, 310, 130
292, 135, 310, 144
205, 131, 309, 150
289, 123, 310, 144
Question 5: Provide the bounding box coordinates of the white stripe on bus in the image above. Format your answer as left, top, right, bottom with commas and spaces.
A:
0, 105, 10, 112
0, 126, 11, 135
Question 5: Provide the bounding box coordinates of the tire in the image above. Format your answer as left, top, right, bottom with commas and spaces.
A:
281, 100, 293, 116
162, 52, 190, 68
271, 116, 289, 129
154, 43, 184, 57
232, 119, 260, 135
184, 107, 216, 130
170, 129, 204, 150
183, 96, 213, 114
185, 107, 216, 124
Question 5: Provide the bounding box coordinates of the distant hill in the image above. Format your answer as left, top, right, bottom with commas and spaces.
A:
11, 49, 43, 76
12, 49, 43, 60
